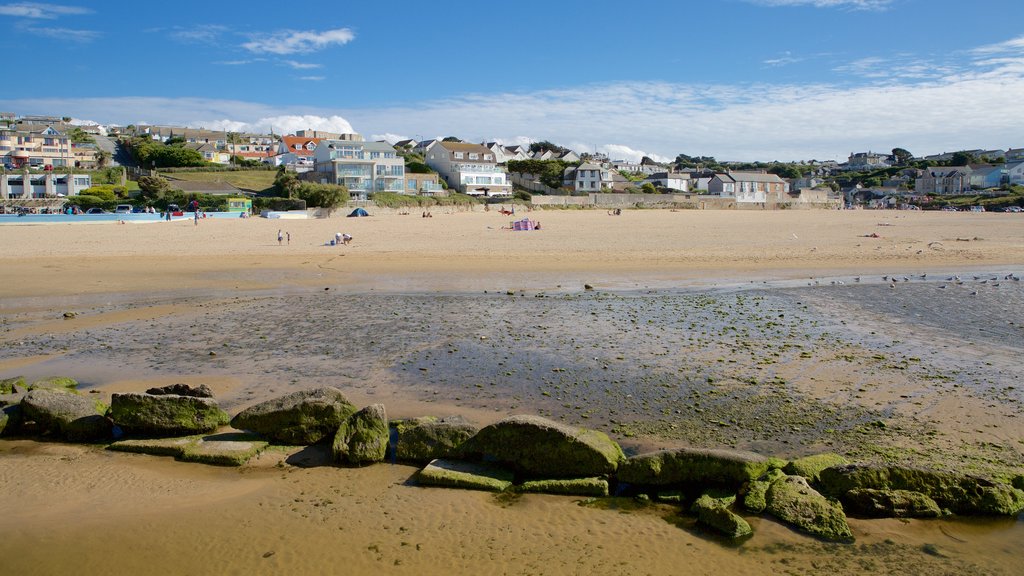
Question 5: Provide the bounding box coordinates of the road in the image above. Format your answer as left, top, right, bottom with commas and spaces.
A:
93, 134, 132, 167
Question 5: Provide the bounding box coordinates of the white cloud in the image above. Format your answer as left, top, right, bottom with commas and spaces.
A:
26, 26, 99, 42
0, 2, 90, 18
298, 76, 325, 81
283, 60, 322, 69
370, 133, 409, 144
203, 114, 355, 136
596, 144, 670, 163
242, 27, 355, 55
171, 24, 228, 44
970, 35, 1024, 56
747, 0, 892, 9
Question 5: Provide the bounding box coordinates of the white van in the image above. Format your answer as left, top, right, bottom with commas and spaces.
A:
114, 204, 133, 214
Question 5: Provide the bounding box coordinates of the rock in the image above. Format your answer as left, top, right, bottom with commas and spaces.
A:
108, 432, 268, 466
844, 488, 942, 518
230, 386, 356, 445
110, 393, 229, 437
29, 376, 78, 392
0, 392, 25, 407
784, 453, 849, 483
459, 415, 624, 478
1, 404, 20, 436
766, 475, 854, 542
145, 383, 214, 398
742, 468, 785, 513
0, 376, 26, 395
819, 464, 1024, 516
519, 477, 609, 497
417, 459, 514, 492
20, 388, 111, 442
393, 415, 477, 463
332, 404, 389, 465
618, 447, 771, 488
691, 493, 753, 539
655, 490, 685, 503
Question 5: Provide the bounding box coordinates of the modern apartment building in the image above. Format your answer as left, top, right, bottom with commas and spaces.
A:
1, 125, 73, 168
312, 140, 405, 199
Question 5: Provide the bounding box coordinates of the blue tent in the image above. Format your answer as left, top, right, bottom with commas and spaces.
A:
347, 207, 369, 217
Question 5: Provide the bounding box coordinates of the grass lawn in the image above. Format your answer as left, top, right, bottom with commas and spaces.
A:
162, 170, 277, 193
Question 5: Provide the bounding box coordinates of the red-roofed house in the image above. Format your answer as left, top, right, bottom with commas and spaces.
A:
274, 136, 322, 170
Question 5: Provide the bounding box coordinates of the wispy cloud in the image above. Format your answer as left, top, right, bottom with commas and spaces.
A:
214, 59, 256, 66
171, 24, 228, 44
242, 27, 355, 55
969, 35, 1024, 56
26, 26, 99, 42
763, 51, 803, 67
747, 0, 892, 9
0, 2, 90, 18
298, 76, 326, 81
283, 60, 322, 69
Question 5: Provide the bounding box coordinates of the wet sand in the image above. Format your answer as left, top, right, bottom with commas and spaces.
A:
2, 210, 1024, 574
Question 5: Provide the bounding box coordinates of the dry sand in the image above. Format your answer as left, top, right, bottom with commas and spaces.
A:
2, 208, 1024, 575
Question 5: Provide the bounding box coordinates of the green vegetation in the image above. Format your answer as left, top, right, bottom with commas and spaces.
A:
507, 159, 575, 191
370, 191, 480, 208
164, 169, 277, 193
126, 136, 206, 168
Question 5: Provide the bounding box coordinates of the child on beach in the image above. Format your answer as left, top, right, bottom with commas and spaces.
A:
278, 230, 283, 245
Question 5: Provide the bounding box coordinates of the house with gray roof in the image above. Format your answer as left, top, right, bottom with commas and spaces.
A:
708, 171, 788, 202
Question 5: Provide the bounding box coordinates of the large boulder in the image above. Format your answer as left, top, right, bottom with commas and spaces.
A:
394, 415, 477, 463
20, 388, 111, 441
332, 404, 389, 465
230, 387, 356, 445
459, 415, 625, 478
28, 377, 78, 392
691, 493, 753, 539
819, 464, 1024, 516
741, 468, 785, 513
618, 447, 771, 488
110, 393, 229, 437
765, 475, 854, 542
844, 488, 942, 518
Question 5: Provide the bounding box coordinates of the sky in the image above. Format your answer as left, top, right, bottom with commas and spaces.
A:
1, 0, 1023, 162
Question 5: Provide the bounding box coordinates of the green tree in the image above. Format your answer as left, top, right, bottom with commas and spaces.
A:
442, 136, 462, 142
296, 183, 348, 214
66, 126, 94, 144
641, 182, 657, 194
529, 140, 568, 155
95, 149, 112, 169
950, 151, 977, 166
137, 175, 170, 199
273, 167, 300, 198
768, 164, 802, 179
891, 148, 913, 166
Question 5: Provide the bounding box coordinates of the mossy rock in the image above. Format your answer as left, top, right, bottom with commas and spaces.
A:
0, 404, 18, 436
519, 477, 609, 497
21, 388, 112, 442
417, 459, 514, 492
819, 464, 1024, 516
0, 376, 26, 395
230, 386, 356, 445
393, 415, 477, 463
766, 475, 854, 543
655, 490, 685, 503
742, 468, 785, 513
691, 493, 753, 539
459, 415, 624, 478
332, 404, 389, 465
618, 447, 770, 488
110, 393, 229, 437
844, 488, 942, 518
109, 432, 268, 466
29, 377, 78, 392
785, 453, 849, 483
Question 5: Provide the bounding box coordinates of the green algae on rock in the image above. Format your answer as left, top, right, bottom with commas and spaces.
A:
0, 376, 26, 395
110, 393, 229, 437
784, 453, 849, 484
691, 493, 753, 539
519, 477, 609, 497
230, 386, 356, 445
28, 377, 79, 392
21, 388, 111, 442
417, 458, 514, 492
843, 488, 942, 518
393, 415, 477, 464
108, 432, 268, 466
765, 475, 854, 543
332, 404, 389, 466
618, 446, 771, 488
459, 415, 625, 478
819, 464, 1024, 516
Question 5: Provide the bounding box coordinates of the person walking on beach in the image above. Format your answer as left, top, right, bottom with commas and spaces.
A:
194, 210, 199, 226
286, 232, 291, 245
278, 229, 283, 245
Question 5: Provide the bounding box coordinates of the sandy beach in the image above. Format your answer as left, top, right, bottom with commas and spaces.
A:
2, 208, 1023, 575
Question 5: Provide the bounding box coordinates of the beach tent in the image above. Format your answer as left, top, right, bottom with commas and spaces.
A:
347, 207, 370, 217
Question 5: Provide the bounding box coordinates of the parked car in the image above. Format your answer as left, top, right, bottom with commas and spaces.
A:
114, 204, 133, 214
969, 206, 985, 213
85, 208, 108, 214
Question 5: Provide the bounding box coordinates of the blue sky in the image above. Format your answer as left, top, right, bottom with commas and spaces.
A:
1, 0, 1023, 161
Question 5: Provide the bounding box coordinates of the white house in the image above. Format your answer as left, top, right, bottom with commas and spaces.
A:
644, 171, 691, 192
425, 141, 511, 196
311, 140, 405, 200
1007, 161, 1024, 186
708, 172, 789, 202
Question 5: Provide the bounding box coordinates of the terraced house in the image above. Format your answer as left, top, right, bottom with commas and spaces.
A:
425, 141, 511, 197
311, 140, 405, 200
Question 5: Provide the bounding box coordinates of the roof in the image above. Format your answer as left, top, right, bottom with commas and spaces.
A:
718, 171, 786, 183
577, 163, 602, 171
281, 135, 322, 156
437, 141, 492, 155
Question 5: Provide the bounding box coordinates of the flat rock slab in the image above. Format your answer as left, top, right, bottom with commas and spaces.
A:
417, 459, 514, 492
519, 477, 609, 497
108, 433, 268, 466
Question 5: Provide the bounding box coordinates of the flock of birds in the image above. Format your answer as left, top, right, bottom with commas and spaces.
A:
808, 272, 1021, 295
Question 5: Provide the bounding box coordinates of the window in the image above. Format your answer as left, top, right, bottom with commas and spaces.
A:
454, 152, 464, 159
484, 154, 493, 161
469, 153, 478, 160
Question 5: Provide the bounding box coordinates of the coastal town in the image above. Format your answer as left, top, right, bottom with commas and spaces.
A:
2, 111, 1023, 216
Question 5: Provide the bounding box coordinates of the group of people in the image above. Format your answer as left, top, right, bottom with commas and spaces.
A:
278, 229, 291, 245
335, 232, 352, 245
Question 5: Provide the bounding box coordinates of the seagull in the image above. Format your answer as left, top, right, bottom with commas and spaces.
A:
992, 283, 1000, 287
854, 277, 861, 282
903, 276, 910, 282
889, 283, 896, 289
970, 291, 978, 296
882, 275, 889, 281
939, 285, 947, 289
920, 273, 927, 279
